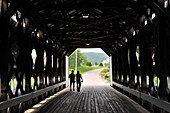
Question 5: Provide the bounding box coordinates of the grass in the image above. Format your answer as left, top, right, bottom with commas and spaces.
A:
100, 68, 109, 74
69, 66, 104, 75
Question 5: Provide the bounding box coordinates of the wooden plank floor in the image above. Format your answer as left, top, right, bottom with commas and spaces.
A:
25, 69, 149, 113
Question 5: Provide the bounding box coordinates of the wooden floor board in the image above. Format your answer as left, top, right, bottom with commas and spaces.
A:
34, 86, 149, 113
95, 90, 105, 113
65, 92, 82, 113
32, 69, 149, 113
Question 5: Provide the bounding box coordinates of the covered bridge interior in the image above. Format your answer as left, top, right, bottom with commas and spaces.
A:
0, 0, 170, 112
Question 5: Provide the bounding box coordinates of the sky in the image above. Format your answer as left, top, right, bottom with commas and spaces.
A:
78, 48, 105, 53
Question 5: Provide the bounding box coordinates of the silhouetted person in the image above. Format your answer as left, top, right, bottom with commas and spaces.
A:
76, 71, 83, 92
69, 70, 75, 91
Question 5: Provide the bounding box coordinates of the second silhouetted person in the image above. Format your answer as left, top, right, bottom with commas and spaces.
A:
76, 71, 83, 92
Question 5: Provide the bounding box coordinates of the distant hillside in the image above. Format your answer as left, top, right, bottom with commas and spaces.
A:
83, 52, 109, 65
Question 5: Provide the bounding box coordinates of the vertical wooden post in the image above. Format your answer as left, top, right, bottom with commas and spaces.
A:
0, 3, 9, 110
56, 55, 59, 83
60, 55, 63, 82
116, 53, 119, 81
0, 74, 1, 99
129, 39, 137, 88
109, 55, 113, 86
58, 54, 62, 82
55, 52, 59, 83
46, 40, 52, 86
115, 52, 118, 81
75, 49, 77, 73
63, 55, 66, 81
36, 38, 44, 89
44, 43, 48, 86
139, 31, 147, 91
122, 46, 128, 86
118, 52, 122, 83
23, 24, 33, 108
66, 56, 69, 87
158, 20, 168, 101
53, 49, 56, 84
112, 54, 115, 81
60, 54, 65, 82
59, 55, 61, 82
1, 0, 7, 16
0, 0, 2, 15
24, 34, 32, 94
148, 54, 154, 94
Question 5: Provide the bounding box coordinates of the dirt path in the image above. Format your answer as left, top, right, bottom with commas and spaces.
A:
82, 68, 109, 86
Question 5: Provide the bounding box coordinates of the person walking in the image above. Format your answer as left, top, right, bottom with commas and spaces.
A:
76, 71, 83, 92
69, 70, 75, 91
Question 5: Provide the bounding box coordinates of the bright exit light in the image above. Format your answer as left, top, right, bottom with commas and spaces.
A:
133, 30, 136, 36
152, 13, 156, 19
31, 49, 37, 69
86, 43, 90, 46
82, 14, 89, 18
164, 0, 168, 8
11, 14, 17, 22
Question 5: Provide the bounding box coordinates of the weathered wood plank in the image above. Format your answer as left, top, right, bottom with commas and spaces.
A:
95, 89, 105, 113
90, 88, 96, 113
34, 87, 149, 113
93, 89, 100, 113
65, 92, 81, 113
31, 69, 149, 113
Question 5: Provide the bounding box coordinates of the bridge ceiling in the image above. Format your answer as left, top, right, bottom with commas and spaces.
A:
8, 0, 148, 56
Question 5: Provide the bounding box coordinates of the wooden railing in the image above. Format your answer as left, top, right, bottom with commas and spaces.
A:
0, 81, 66, 111
112, 81, 170, 113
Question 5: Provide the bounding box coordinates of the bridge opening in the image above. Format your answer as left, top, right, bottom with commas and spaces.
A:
67, 48, 111, 87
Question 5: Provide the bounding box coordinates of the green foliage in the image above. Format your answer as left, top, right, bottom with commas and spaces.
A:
69, 51, 76, 67
100, 68, 109, 74
95, 62, 98, 65
99, 63, 103, 66
86, 62, 92, 66
107, 75, 110, 81
83, 52, 109, 65
69, 49, 88, 68
104, 62, 110, 67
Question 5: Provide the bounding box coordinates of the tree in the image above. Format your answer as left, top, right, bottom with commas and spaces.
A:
104, 62, 110, 67
69, 49, 87, 68
69, 51, 76, 68
86, 62, 92, 66
79, 51, 88, 66
95, 62, 98, 66
99, 63, 103, 66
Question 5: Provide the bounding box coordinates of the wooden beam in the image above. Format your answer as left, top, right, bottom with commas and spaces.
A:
25, 8, 55, 34
0, 0, 30, 20
28, 0, 57, 12
0, 19, 8, 113
65, 35, 113, 40
45, 13, 122, 35
66, 47, 76, 56
101, 47, 112, 56
52, 0, 141, 10
146, 0, 170, 35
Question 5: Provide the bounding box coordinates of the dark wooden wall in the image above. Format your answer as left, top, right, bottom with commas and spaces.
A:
0, 0, 170, 112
